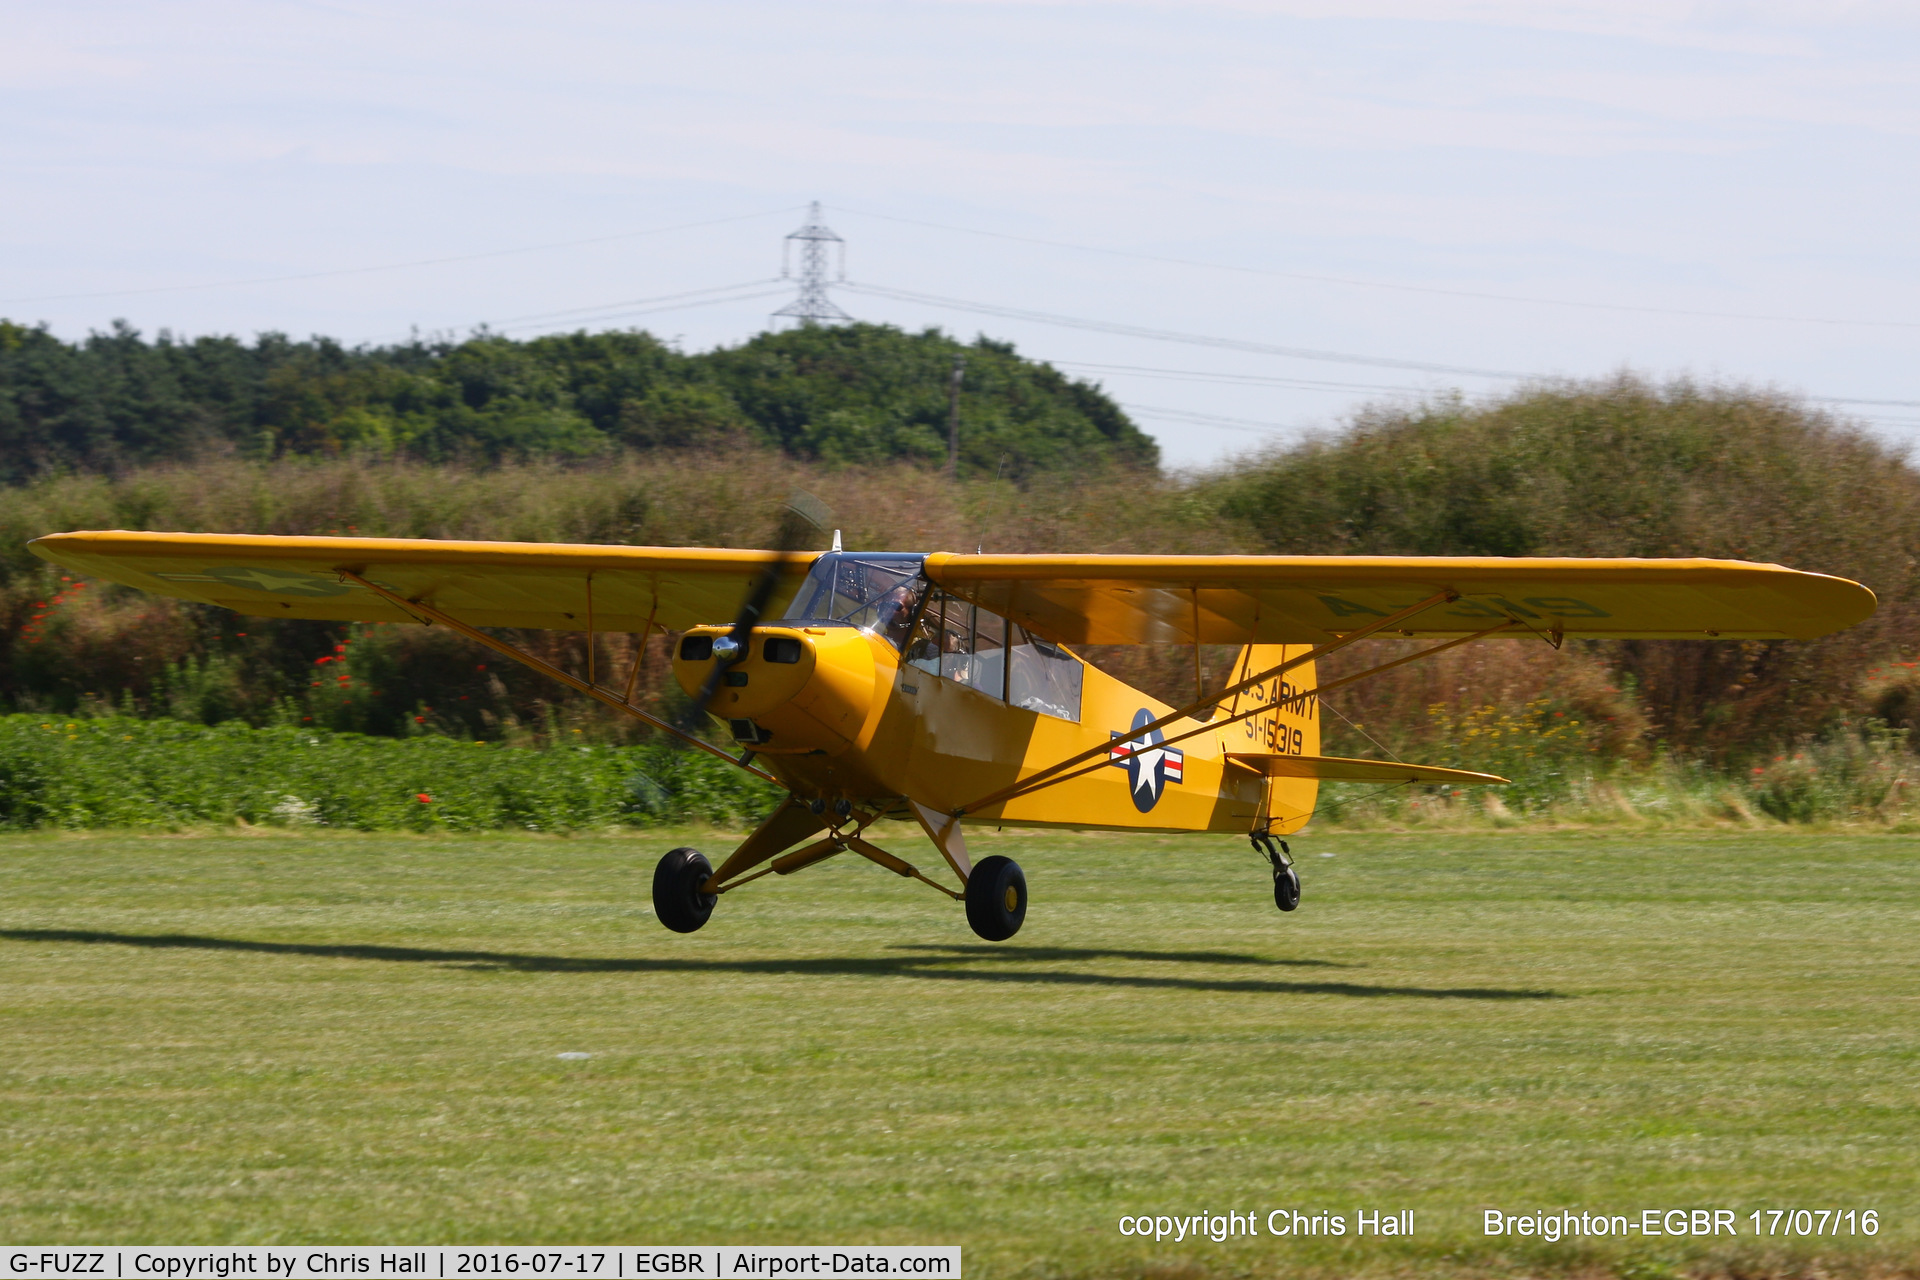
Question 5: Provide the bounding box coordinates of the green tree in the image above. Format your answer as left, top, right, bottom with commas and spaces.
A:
0, 320, 1152, 476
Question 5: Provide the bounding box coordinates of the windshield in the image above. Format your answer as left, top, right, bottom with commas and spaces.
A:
781, 552, 929, 648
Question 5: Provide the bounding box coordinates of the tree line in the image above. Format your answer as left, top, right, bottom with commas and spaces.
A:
0, 319, 1159, 481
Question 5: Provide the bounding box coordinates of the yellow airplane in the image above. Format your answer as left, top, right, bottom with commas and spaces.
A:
28, 530, 1875, 941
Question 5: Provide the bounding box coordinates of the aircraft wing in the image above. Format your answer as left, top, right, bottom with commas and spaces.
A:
1225, 753, 1507, 785
921, 553, 1876, 644
26, 531, 818, 631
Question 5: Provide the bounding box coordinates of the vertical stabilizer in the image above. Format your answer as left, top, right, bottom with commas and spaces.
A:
1224, 643, 1322, 834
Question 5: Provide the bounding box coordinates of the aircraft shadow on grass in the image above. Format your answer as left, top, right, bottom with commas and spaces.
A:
0, 929, 1565, 1001
893, 943, 1342, 966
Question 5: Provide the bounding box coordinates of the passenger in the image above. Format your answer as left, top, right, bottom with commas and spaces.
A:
941, 605, 975, 685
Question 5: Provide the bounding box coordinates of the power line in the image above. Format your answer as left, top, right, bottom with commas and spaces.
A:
849, 282, 1920, 410
1, 207, 803, 307
1056, 358, 1920, 412
1049, 359, 1428, 396
485, 279, 784, 328
841, 280, 1534, 379
1120, 403, 1307, 435
1124, 400, 1920, 445
829, 204, 1920, 331
491, 287, 795, 336
1808, 393, 1920, 409
360, 282, 792, 347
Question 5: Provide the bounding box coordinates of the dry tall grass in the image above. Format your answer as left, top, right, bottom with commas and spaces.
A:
0, 452, 1247, 737
6, 377, 1915, 771
1209, 375, 1920, 756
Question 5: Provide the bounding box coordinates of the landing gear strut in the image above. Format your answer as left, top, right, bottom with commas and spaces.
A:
1252, 832, 1300, 912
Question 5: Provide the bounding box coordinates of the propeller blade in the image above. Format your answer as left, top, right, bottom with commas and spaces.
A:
677, 492, 831, 732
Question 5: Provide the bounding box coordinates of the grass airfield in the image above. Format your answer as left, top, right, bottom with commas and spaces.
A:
1, 826, 1914, 1279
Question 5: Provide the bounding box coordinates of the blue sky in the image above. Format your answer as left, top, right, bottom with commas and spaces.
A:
4, 1, 1917, 465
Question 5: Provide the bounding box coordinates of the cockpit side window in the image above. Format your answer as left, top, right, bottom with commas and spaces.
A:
905, 590, 958, 679
902, 591, 1083, 722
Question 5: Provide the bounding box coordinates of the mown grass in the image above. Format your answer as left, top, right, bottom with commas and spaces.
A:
1, 828, 1914, 1279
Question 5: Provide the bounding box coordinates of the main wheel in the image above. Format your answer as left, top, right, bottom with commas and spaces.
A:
653, 847, 717, 934
1273, 864, 1301, 912
965, 855, 1028, 941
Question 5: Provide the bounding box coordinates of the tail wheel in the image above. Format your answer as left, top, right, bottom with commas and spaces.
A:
653, 847, 717, 933
1274, 864, 1301, 912
964, 855, 1028, 941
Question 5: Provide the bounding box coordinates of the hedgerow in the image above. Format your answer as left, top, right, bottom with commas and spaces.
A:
0, 715, 778, 831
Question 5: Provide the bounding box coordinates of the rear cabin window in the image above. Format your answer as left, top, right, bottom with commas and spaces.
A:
1007, 624, 1083, 722
905, 590, 1081, 722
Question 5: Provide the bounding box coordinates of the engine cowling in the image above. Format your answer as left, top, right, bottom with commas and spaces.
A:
671, 625, 882, 754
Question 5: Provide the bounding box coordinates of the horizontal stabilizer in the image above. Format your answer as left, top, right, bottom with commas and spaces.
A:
1225, 753, 1507, 785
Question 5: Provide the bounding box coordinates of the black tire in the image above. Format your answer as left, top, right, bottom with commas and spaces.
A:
653, 847, 717, 934
1274, 864, 1301, 912
965, 855, 1028, 941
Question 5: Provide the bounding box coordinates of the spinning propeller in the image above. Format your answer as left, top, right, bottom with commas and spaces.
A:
677, 490, 832, 733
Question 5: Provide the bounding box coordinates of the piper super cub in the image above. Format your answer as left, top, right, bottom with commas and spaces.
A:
29, 528, 1875, 941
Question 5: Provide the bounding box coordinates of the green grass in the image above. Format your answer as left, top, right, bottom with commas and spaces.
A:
0, 715, 779, 830
5, 713, 1917, 835
1, 828, 1915, 1279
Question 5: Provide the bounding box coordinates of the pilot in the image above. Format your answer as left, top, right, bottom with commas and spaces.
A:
875, 576, 928, 647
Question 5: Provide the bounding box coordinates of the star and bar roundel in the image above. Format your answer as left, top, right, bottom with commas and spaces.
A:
1109, 708, 1185, 813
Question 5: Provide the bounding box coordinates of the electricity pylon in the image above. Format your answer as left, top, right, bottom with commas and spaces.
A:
773, 201, 852, 326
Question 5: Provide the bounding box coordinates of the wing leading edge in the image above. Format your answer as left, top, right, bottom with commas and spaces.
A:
25, 536, 1878, 644
922, 552, 1876, 645
26, 531, 819, 631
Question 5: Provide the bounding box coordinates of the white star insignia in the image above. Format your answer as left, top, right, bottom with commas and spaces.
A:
222, 568, 311, 590
203, 566, 350, 597
1131, 746, 1166, 798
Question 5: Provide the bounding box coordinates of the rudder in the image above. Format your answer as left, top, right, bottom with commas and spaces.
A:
1224, 643, 1321, 834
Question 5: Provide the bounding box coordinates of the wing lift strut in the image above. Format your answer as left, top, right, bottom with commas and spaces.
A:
340, 573, 1524, 910
955, 590, 1521, 817
337, 570, 787, 788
